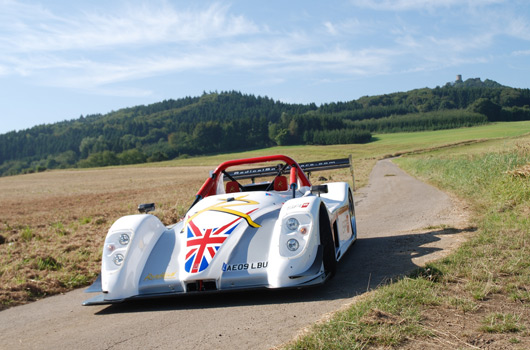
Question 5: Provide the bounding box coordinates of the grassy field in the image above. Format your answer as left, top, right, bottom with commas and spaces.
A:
0, 121, 529, 322
285, 127, 530, 349
146, 121, 530, 168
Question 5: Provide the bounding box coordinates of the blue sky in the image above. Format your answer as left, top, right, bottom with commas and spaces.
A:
1, 0, 529, 134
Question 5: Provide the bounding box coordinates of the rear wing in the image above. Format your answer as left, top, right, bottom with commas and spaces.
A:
227, 155, 355, 189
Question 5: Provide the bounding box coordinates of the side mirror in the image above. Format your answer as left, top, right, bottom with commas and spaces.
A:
310, 185, 328, 196
138, 203, 155, 214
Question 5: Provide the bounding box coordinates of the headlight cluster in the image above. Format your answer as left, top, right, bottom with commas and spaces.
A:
286, 218, 300, 231
281, 214, 311, 257
113, 253, 125, 266
103, 231, 132, 270
119, 233, 130, 246
286, 239, 299, 251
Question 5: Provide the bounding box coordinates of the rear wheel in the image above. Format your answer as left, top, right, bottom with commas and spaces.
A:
319, 205, 337, 278
348, 189, 357, 242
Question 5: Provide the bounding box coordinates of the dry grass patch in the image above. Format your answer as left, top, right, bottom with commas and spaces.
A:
0, 166, 209, 309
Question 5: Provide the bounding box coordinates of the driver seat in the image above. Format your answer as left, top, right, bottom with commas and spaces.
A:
273, 176, 288, 191
226, 181, 240, 193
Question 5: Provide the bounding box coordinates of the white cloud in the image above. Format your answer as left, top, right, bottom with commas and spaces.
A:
0, 1, 273, 92
393, 31, 422, 48
504, 16, 530, 40
0, 1, 259, 53
349, 0, 506, 11
1, 0, 528, 98
322, 18, 370, 38
324, 22, 338, 36
512, 49, 530, 56
85, 87, 154, 98
427, 33, 494, 52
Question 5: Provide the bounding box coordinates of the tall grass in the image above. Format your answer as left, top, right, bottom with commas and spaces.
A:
290, 277, 440, 349
286, 135, 530, 349
398, 140, 529, 302
399, 141, 528, 297
398, 149, 529, 212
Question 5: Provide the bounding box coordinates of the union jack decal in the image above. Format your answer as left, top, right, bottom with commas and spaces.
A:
185, 209, 257, 273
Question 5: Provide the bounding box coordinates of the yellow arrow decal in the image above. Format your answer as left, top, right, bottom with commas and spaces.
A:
186, 195, 261, 228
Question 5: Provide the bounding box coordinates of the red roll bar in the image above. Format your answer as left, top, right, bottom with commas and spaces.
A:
195, 155, 311, 200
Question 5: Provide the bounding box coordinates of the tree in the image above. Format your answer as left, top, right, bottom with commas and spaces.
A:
118, 149, 147, 165
78, 151, 118, 168
468, 98, 502, 121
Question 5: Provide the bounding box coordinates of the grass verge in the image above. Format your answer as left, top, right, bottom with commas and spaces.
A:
285, 133, 530, 349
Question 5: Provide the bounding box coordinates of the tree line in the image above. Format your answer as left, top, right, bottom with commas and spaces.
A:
1, 78, 529, 176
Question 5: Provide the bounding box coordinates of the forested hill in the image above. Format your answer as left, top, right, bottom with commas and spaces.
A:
1, 77, 529, 176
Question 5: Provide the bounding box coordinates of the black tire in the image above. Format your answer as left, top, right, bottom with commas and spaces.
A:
348, 189, 357, 243
348, 189, 355, 217
319, 204, 337, 278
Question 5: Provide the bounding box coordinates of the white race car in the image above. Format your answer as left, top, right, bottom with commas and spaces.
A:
83, 155, 357, 305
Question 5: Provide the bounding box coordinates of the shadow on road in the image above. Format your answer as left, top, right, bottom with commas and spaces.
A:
94, 226, 475, 315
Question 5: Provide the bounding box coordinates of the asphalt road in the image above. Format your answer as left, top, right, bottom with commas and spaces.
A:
0, 159, 467, 350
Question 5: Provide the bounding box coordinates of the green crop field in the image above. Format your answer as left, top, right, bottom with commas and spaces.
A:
151, 121, 530, 168
148, 121, 530, 189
